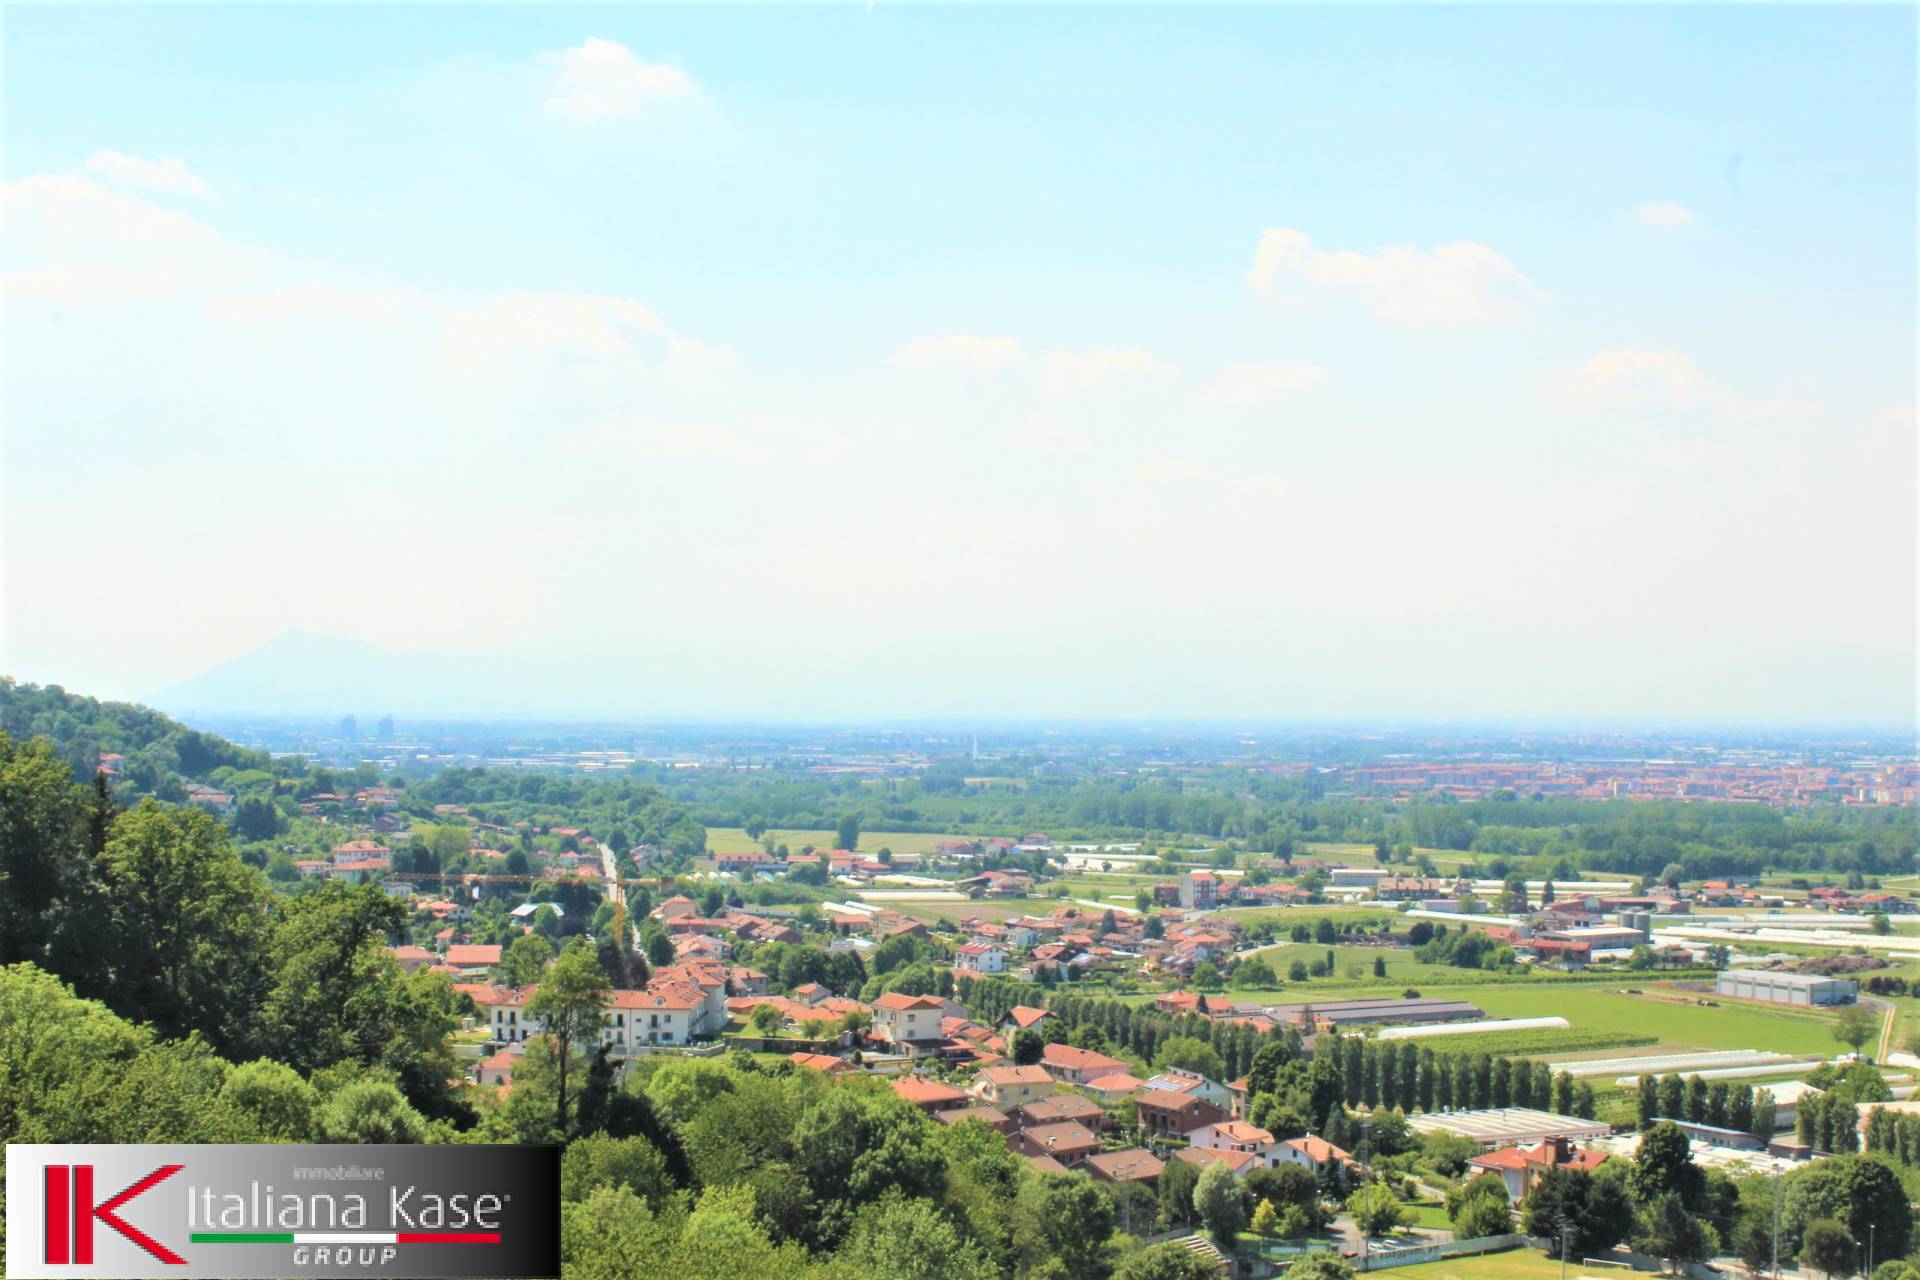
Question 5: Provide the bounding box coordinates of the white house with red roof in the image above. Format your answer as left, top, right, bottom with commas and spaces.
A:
1277, 1134, 1352, 1176
1189, 1120, 1282, 1167
954, 942, 1005, 974
871, 992, 947, 1049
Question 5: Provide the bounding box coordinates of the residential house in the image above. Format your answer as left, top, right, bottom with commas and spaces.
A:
1134, 1088, 1229, 1139
446, 943, 503, 974
1278, 1135, 1351, 1177
1086, 1150, 1164, 1186
1000, 1006, 1053, 1034
1189, 1121, 1281, 1168
1016, 1094, 1105, 1132
1011, 1122, 1101, 1167
954, 942, 1006, 974
789, 1052, 859, 1075
1466, 1138, 1606, 1203
1039, 1043, 1129, 1086
971, 1065, 1055, 1108
938, 1105, 1015, 1135
1174, 1147, 1260, 1178
872, 993, 947, 1050
891, 1075, 972, 1115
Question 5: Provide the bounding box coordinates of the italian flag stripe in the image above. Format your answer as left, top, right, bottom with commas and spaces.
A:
191, 1233, 501, 1245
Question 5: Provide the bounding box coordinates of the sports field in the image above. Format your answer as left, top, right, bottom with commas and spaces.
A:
1386, 1247, 1576, 1279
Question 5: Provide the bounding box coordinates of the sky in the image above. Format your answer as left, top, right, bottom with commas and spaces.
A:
3, 3, 1915, 727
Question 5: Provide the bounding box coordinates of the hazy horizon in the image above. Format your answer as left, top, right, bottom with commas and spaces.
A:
5, 5, 1915, 729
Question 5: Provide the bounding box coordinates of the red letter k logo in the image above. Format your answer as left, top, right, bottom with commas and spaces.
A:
45, 1165, 186, 1265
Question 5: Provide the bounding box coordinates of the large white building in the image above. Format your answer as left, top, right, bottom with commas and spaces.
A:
1715, 970, 1857, 1006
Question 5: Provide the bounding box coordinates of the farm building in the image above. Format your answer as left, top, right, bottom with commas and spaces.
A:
1715, 970, 1857, 1006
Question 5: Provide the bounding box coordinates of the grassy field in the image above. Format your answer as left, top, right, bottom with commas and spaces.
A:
704, 828, 970, 856
1442, 983, 1843, 1056
1387, 1247, 1572, 1279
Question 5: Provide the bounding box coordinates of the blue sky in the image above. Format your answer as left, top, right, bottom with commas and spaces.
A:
4, 4, 1914, 725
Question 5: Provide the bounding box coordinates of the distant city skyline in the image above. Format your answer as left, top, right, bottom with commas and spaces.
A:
4, 5, 1914, 727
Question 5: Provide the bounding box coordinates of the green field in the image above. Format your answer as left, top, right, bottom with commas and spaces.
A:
1387, 1247, 1576, 1279
1431, 983, 1844, 1056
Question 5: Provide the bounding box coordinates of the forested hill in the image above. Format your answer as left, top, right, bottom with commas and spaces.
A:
0, 676, 270, 795
0, 678, 707, 865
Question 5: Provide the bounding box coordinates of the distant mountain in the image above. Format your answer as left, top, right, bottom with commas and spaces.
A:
150, 629, 513, 718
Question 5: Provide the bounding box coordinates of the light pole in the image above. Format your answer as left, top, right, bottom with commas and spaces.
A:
1770, 1166, 1783, 1280
1557, 1211, 1574, 1280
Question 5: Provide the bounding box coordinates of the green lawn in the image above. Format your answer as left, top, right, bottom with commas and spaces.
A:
1386, 1247, 1577, 1279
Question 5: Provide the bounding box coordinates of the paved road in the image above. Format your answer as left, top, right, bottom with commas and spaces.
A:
598, 842, 623, 908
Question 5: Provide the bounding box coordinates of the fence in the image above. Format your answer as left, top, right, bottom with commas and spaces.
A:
1356, 1232, 1526, 1271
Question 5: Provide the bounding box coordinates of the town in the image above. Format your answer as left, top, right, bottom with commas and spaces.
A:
9, 675, 1919, 1280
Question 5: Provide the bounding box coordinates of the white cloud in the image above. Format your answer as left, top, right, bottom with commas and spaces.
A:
1636, 201, 1698, 228
540, 38, 697, 121
1246, 227, 1542, 325
1543, 349, 1821, 422
893, 334, 1027, 371
1041, 347, 1179, 393
85, 149, 214, 201
204, 282, 429, 322
441, 291, 734, 376
1203, 361, 1331, 408
1, 173, 238, 303
2, 263, 199, 305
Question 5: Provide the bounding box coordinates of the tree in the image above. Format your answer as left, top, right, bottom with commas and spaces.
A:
640, 923, 675, 969
101, 801, 271, 1054
1635, 1191, 1717, 1274
1799, 1218, 1856, 1280
836, 813, 861, 853
1450, 1183, 1511, 1239
1194, 1159, 1249, 1243
1751, 1088, 1778, 1140
1631, 1121, 1703, 1210
1158, 1157, 1200, 1229
792, 1090, 946, 1245
560, 1133, 674, 1207
220, 1058, 316, 1141
1157, 1036, 1226, 1081
1834, 1005, 1879, 1056
1734, 1213, 1776, 1279
232, 795, 281, 841
839, 1191, 999, 1280
313, 1078, 429, 1143
526, 939, 610, 1138
747, 1003, 786, 1036
1017, 1173, 1113, 1280
498, 933, 555, 989
1281, 1254, 1355, 1279
1114, 1242, 1223, 1280
1524, 1164, 1634, 1260
1251, 1198, 1281, 1237
1012, 1027, 1045, 1065
1347, 1180, 1412, 1239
